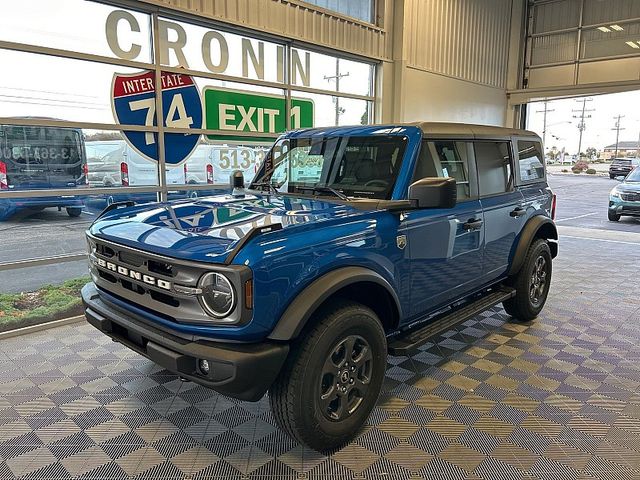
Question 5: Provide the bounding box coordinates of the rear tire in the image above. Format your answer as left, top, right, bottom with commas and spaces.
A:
609, 174, 615, 179
503, 239, 552, 322
608, 210, 620, 222
66, 207, 82, 218
269, 301, 387, 452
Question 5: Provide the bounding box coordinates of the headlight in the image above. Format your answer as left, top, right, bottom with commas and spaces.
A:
610, 189, 621, 198
198, 272, 235, 318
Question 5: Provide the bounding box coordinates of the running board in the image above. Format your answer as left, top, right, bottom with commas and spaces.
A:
388, 287, 515, 356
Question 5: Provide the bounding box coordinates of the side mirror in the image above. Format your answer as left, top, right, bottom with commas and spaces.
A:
408, 177, 457, 209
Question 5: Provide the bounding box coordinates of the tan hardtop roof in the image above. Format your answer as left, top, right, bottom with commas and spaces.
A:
406, 121, 538, 138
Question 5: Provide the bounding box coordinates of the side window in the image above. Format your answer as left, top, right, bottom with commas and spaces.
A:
413, 140, 473, 200
474, 141, 513, 196
517, 140, 545, 182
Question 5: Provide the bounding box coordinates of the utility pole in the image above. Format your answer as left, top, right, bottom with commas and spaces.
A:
324, 58, 349, 126
572, 98, 594, 159
612, 115, 625, 158
536, 100, 554, 149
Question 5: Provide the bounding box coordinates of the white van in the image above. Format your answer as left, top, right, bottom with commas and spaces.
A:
86, 141, 267, 188
86, 140, 185, 187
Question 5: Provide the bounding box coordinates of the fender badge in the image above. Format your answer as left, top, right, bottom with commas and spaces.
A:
396, 235, 407, 250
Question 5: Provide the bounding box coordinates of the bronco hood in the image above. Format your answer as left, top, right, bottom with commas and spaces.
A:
89, 193, 365, 263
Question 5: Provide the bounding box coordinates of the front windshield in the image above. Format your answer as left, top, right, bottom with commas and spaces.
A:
250, 135, 408, 200
626, 167, 640, 182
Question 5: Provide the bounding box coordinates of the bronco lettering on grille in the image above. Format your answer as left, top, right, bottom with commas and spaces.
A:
94, 257, 172, 291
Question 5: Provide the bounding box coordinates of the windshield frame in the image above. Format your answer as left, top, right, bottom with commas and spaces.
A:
625, 167, 640, 182
250, 132, 411, 201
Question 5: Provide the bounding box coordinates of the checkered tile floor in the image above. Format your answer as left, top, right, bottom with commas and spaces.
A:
2, 236, 640, 479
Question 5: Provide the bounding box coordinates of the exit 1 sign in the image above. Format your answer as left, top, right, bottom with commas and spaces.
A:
203, 87, 314, 142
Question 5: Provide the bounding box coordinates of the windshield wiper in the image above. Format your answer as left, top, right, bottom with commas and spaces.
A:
249, 182, 278, 194
298, 185, 349, 201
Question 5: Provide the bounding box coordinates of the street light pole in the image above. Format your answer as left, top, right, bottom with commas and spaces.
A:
324, 58, 349, 126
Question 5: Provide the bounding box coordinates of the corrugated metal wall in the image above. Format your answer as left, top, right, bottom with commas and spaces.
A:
517, 0, 640, 101
137, 0, 388, 60
404, 0, 513, 89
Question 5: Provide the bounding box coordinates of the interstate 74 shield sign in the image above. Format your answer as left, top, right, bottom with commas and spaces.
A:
111, 71, 203, 165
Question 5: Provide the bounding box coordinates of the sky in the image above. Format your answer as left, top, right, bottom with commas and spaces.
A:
526, 90, 640, 154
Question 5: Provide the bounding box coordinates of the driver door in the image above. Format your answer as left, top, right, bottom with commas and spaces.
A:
403, 139, 485, 316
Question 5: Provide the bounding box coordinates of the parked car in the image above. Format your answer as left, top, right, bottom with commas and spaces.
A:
608, 166, 640, 221
82, 122, 557, 452
0, 121, 86, 219
609, 157, 640, 179
86, 141, 263, 190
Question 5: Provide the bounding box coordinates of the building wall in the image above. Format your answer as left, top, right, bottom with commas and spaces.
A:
137, 0, 388, 60
402, 68, 510, 125
381, 0, 523, 127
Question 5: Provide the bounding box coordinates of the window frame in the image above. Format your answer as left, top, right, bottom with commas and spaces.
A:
472, 138, 516, 199
412, 138, 479, 201
514, 137, 547, 186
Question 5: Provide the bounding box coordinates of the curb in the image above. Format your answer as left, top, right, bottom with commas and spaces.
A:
0, 315, 85, 340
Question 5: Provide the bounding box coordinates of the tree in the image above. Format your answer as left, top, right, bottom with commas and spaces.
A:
84, 131, 122, 141
585, 147, 597, 160
546, 146, 559, 162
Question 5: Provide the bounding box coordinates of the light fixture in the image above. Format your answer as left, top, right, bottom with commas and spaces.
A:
598, 26, 611, 32
611, 24, 624, 31
626, 41, 640, 49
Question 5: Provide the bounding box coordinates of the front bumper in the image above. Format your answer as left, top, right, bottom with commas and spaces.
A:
609, 199, 640, 217
82, 283, 289, 401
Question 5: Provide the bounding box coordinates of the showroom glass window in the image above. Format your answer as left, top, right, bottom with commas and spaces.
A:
474, 141, 514, 196
0, 0, 376, 312
302, 0, 375, 23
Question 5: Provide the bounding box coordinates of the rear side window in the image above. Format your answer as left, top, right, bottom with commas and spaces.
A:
413, 140, 473, 200
474, 141, 513, 196
517, 140, 545, 183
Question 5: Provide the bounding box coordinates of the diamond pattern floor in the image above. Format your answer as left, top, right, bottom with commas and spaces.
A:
1, 236, 640, 479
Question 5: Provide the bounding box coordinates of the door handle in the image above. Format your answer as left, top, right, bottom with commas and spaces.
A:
510, 207, 526, 217
463, 218, 483, 230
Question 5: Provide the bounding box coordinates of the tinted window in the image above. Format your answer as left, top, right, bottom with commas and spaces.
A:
413, 140, 472, 200
474, 141, 513, 196
253, 135, 407, 200
517, 140, 545, 182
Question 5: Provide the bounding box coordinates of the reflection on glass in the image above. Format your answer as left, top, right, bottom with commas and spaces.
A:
251, 135, 407, 200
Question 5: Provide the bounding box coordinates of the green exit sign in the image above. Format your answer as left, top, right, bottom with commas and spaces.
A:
203, 87, 314, 142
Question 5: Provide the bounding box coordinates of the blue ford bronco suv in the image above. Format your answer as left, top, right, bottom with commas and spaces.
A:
82, 122, 557, 451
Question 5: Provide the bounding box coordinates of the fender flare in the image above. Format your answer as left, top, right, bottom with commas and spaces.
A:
508, 215, 558, 276
267, 266, 402, 341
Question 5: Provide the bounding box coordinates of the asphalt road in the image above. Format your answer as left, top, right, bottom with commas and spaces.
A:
0, 173, 638, 293
549, 173, 640, 232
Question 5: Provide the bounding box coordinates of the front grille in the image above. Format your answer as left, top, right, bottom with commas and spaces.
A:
621, 192, 640, 202
89, 238, 211, 324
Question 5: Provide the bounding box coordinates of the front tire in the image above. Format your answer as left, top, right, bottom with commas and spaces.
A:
503, 239, 552, 321
269, 301, 387, 452
608, 210, 620, 222
66, 207, 82, 218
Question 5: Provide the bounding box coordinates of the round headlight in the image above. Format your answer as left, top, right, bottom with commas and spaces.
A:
199, 273, 235, 318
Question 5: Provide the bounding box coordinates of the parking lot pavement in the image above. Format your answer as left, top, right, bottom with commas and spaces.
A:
0, 174, 637, 293
548, 174, 640, 232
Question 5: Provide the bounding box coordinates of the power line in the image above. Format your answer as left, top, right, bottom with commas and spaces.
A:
536, 100, 554, 149
612, 115, 625, 158
572, 98, 594, 158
